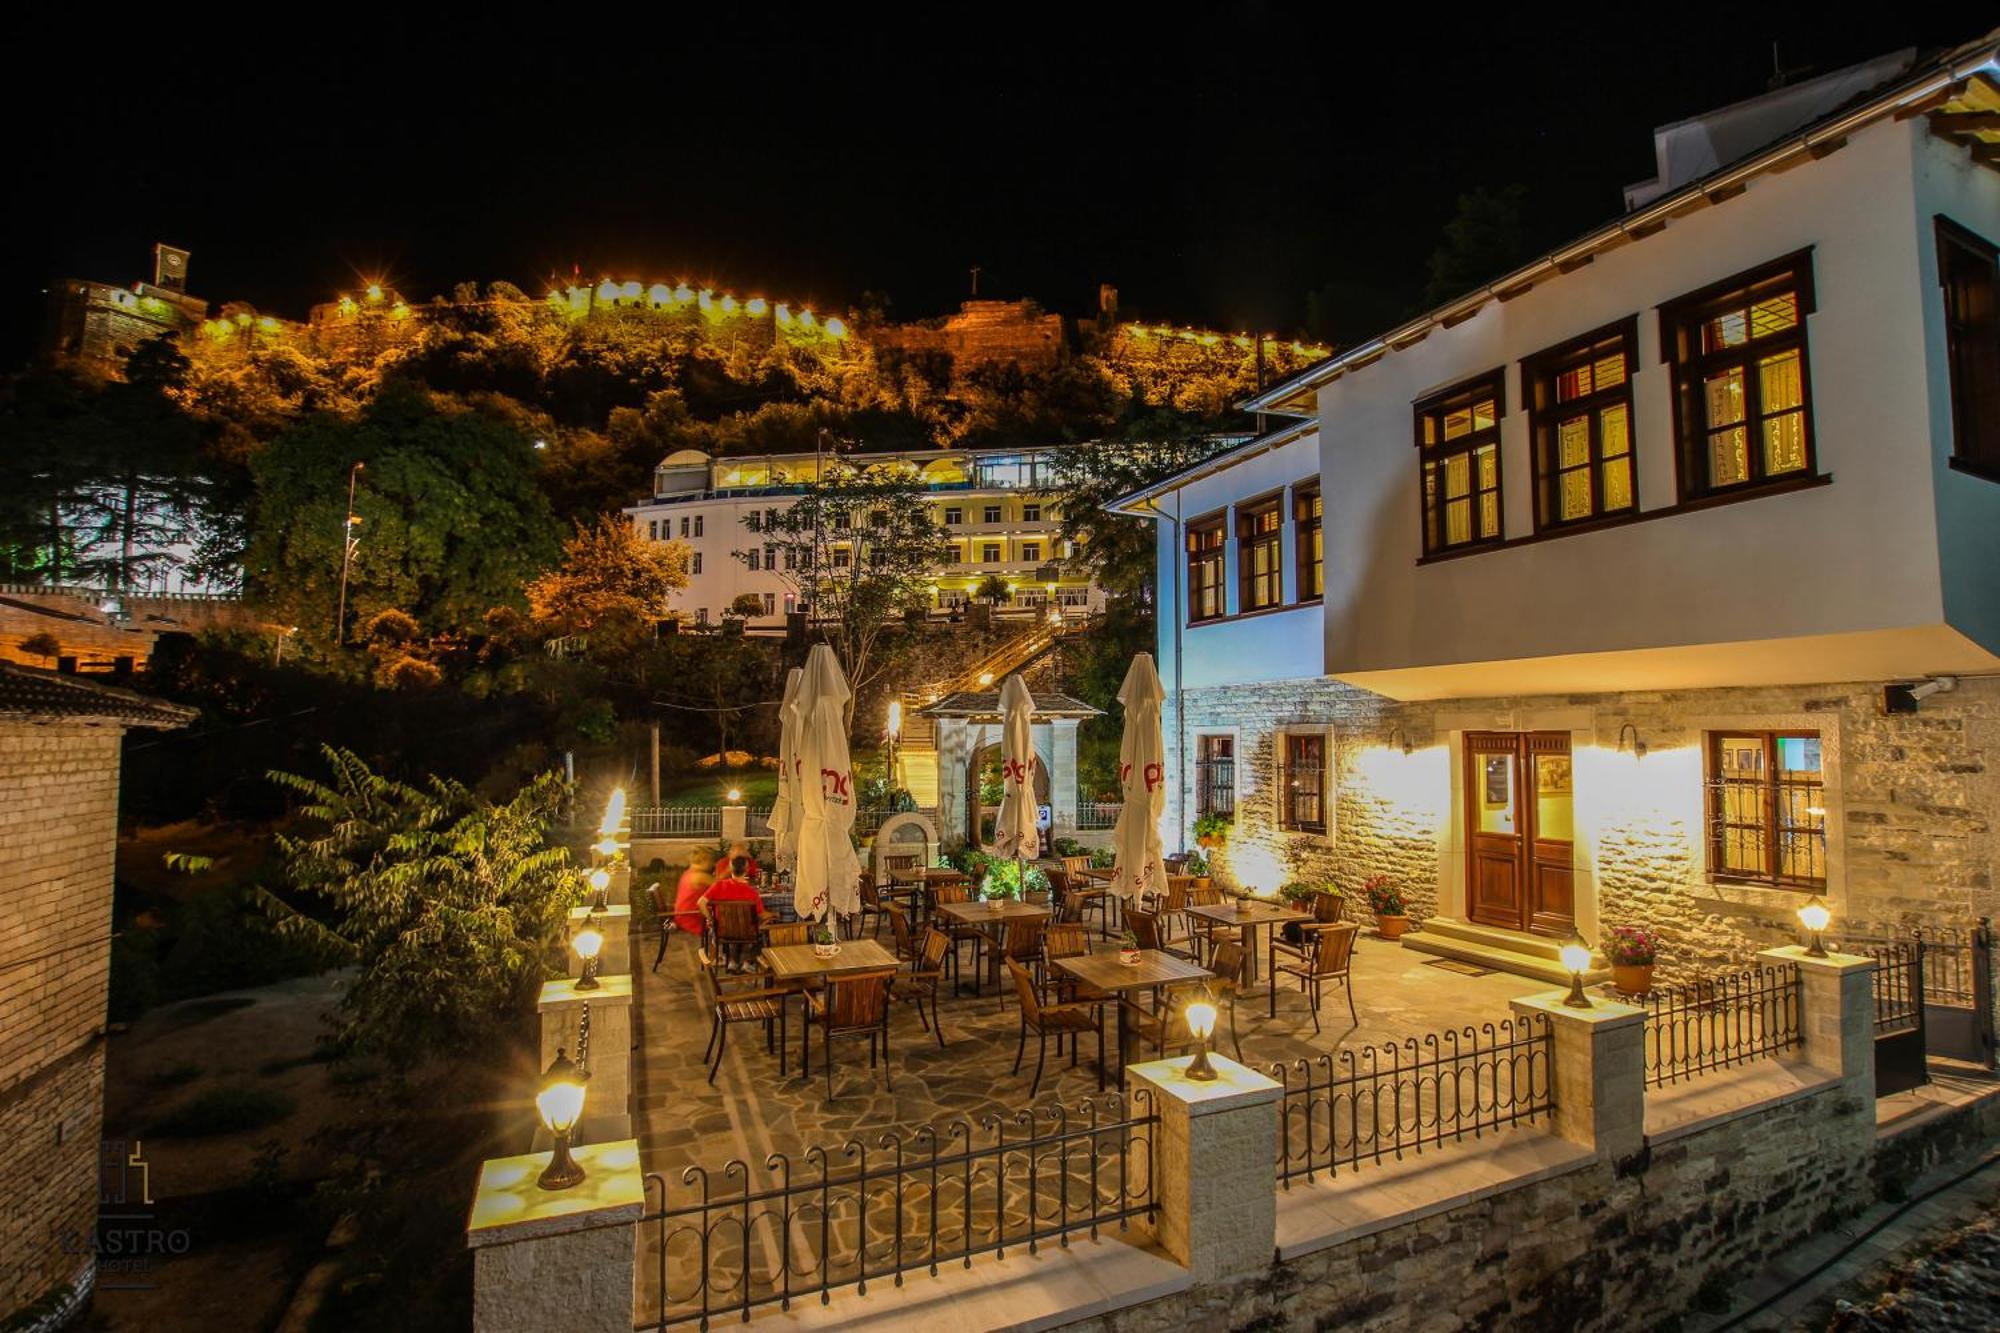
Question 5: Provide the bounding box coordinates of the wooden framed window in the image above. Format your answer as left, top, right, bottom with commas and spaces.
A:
1937, 216, 2000, 481
944, 506, 963, 525
1524, 318, 1638, 529
1021, 542, 1041, 562
982, 504, 1002, 523
1294, 483, 1323, 600
1416, 371, 1505, 554
1186, 516, 1226, 623
1705, 730, 1825, 888
1280, 732, 1326, 833
1236, 496, 1283, 612
1194, 735, 1235, 819
980, 542, 1001, 563
1660, 252, 1817, 500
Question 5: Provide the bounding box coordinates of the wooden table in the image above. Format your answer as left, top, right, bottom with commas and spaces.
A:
762, 939, 900, 1075
933, 899, 1051, 994
1053, 949, 1212, 1078
1185, 899, 1300, 1017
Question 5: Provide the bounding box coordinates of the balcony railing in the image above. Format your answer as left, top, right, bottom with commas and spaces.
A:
1072, 802, 1122, 831
1271, 1015, 1555, 1185
1640, 962, 1802, 1088
637, 1092, 1156, 1329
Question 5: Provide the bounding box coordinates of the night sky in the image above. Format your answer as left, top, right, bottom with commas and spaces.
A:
3, 7, 1983, 367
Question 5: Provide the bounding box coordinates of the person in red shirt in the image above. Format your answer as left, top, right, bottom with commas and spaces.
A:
712, 842, 760, 882
671, 864, 713, 936
700, 857, 768, 970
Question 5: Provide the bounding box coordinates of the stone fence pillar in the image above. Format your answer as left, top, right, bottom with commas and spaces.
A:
722, 803, 748, 845
539, 976, 634, 1145
1126, 1053, 1282, 1285
1509, 991, 1646, 1161
1758, 945, 1875, 1097
467, 1139, 644, 1333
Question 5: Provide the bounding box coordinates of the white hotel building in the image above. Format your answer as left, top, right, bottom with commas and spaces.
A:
625, 446, 1106, 628
1114, 42, 2000, 983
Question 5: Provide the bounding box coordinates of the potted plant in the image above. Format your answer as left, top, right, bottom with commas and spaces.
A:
1604, 925, 1658, 995
1192, 812, 1231, 849
1182, 848, 1212, 890
1364, 875, 1409, 939
1277, 882, 1322, 914
1118, 928, 1142, 966
811, 925, 840, 958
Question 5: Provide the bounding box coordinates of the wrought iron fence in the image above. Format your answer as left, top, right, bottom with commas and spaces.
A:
1270, 1015, 1554, 1186
636, 1092, 1156, 1329
1073, 802, 1122, 831
1641, 962, 1802, 1088
632, 807, 723, 837
1847, 921, 1993, 1009
1863, 939, 1924, 1036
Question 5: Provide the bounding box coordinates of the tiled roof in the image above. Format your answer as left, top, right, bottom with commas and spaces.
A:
918, 690, 1103, 718
0, 663, 195, 728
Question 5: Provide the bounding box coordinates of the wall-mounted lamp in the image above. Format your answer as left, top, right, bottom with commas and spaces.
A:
1616, 723, 1648, 760
1387, 725, 1413, 756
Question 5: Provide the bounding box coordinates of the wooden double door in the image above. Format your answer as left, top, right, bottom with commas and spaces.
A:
1464, 731, 1575, 937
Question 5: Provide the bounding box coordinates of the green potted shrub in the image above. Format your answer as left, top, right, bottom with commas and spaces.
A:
1182, 848, 1212, 890
1118, 927, 1142, 966
811, 923, 840, 958
1277, 881, 1322, 912
1605, 925, 1658, 995
1363, 875, 1409, 939
1192, 812, 1231, 849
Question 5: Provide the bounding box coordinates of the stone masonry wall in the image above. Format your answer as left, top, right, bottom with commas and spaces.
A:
1165, 675, 1999, 983
0, 721, 124, 1318
1085, 1077, 1885, 1333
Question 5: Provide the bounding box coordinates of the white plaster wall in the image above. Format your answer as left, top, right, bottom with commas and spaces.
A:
1314, 119, 1953, 680
1152, 428, 1324, 692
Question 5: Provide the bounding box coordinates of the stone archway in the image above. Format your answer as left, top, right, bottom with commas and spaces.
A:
966, 741, 1049, 849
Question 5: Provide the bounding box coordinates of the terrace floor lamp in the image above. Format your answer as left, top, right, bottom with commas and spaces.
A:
1560, 929, 1594, 1009
534, 1051, 588, 1190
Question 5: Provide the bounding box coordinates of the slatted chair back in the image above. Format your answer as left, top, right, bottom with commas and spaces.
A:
881, 852, 919, 882
1045, 867, 1072, 898
1062, 855, 1092, 878
860, 877, 884, 910
1206, 940, 1246, 995
1043, 922, 1091, 961
714, 900, 760, 945
1313, 922, 1360, 974
1003, 915, 1047, 961
1164, 877, 1194, 913
916, 927, 952, 974
1311, 891, 1347, 925
935, 884, 972, 906
765, 921, 810, 947
822, 969, 896, 1031
885, 902, 916, 958
1126, 906, 1163, 951
1188, 884, 1223, 909
1006, 958, 1047, 1022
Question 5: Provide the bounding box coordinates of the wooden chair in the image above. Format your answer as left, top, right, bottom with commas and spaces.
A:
878, 854, 924, 916
764, 921, 811, 948
1124, 906, 1195, 962
1203, 939, 1248, 1063
895, 928, 953, 1048
852, 875, 887, 939
647, 884, 672, 973
996, 915, 1048, 1008
703, 971, 790, 1084
932, 884, 986, 986
883, 901, 919, 962
804, 968, 898, 1099
1043, 922, 1110, 1004
1061, 855, 1093, 879
1270, 891, 1347, 973
703, 899, 762, 977
1273, 922, 1360, 1034
1185, 885, 1225, 962
1006, 959, 1104, 1097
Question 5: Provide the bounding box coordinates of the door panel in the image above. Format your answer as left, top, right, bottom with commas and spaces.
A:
1527, 739, 1576, 936
1465, 736, 1523, 929
1464, 732, 1575, 936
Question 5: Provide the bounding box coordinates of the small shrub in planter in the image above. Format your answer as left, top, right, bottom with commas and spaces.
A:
1182, 849, 1211, 886
1192, 813, 1231, 848
1364, 875, 1410, 938
1604, 925, 1659, 995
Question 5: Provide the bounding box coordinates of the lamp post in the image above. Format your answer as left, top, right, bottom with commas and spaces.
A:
1560, 929, 1594, 1008
1183, 992, 1219, 1081
587, 867, 611, 914
885, 699, 902, 793
572, 927, 605, 990
334, 461, 364, 644
1798, 895, 1831, 958
534, 1051, 588, 1190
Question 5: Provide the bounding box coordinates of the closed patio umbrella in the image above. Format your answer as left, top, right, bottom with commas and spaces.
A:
793, 645, 862, 924
766, 667, 805, 873
1108, 653, 1166, 904
993, 673, 1042, 868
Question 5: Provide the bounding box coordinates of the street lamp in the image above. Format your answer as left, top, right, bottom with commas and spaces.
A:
599, 788, 627, 837
587, 867, 611, 914
1798, 895, 1832, 958
334, 461, 365, 644
885, 699, 902, 790
572, 927, 605, 990
1183, 992, 1219, 1081
1560, 929, 1594, 1009
534, 1051, 588, 1190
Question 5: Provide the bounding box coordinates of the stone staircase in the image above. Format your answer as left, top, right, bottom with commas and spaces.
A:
1397, 917, 1608, 985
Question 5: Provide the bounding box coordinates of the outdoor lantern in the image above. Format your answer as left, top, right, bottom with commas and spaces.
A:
593, 836, 620, 859
1560, 929, 1593, 1009
572, 927, 605, 990
726, 787, 742, 804
1798, 895, 1832, 958
534, 1051, 588, 1190
599, 787, 627, 837
886, 699, 902, 740
1183, 993, 1220, 1081
588, 867, 611, 914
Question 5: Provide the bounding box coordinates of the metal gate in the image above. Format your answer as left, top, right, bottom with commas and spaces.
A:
1855, 921, 1996, 1098
1866, 939, 1928, 1097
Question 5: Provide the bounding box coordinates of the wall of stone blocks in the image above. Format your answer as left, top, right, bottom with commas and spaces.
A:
0, 721, 125, 1319
1165, 675, 1999, 982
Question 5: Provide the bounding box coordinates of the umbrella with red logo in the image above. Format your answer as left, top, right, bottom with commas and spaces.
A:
793, 645, 861, 924
1109, 653, 1166, 903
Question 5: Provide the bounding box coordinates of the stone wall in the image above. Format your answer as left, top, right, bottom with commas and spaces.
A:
0, 721, 124, 1319
1165, 675, 2000, 981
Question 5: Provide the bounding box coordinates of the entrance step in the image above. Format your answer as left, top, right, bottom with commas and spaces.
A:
1398, 917, 1607, 985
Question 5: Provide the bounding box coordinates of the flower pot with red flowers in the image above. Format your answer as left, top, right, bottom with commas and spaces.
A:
1605, 925, 1658, 995
1364, 876, 1409, 939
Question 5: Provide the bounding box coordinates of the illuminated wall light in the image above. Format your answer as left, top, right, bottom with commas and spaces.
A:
697, 289, 714, 311
775, 303, 793, 326
720, 294, 738, 314
647, 283, 672, 306
620, 280, 642, 301
256, 316, 279, 332
746, 297, 767, 316
673, 284, 693, 303
339, 296, 357, 315
234, 312, 252, 328
391, 302, 410, 320
825, 316, 847, 338
366, 284, 384, 302
798, 309, 816, 329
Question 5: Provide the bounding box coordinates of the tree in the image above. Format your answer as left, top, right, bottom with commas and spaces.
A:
1422, 184, 1532, 309
748, 461, 949, 725
19, 631, 61, 667
244, 380, 563, 642
256, 747, 582, 1064
525, 515, 691, 638
725, 592, 766, 620
975, 573, 1012, 605
1048, 416, 1236, 600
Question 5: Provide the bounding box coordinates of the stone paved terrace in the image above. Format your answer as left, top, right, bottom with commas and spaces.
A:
628, 920, 1550, 1188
